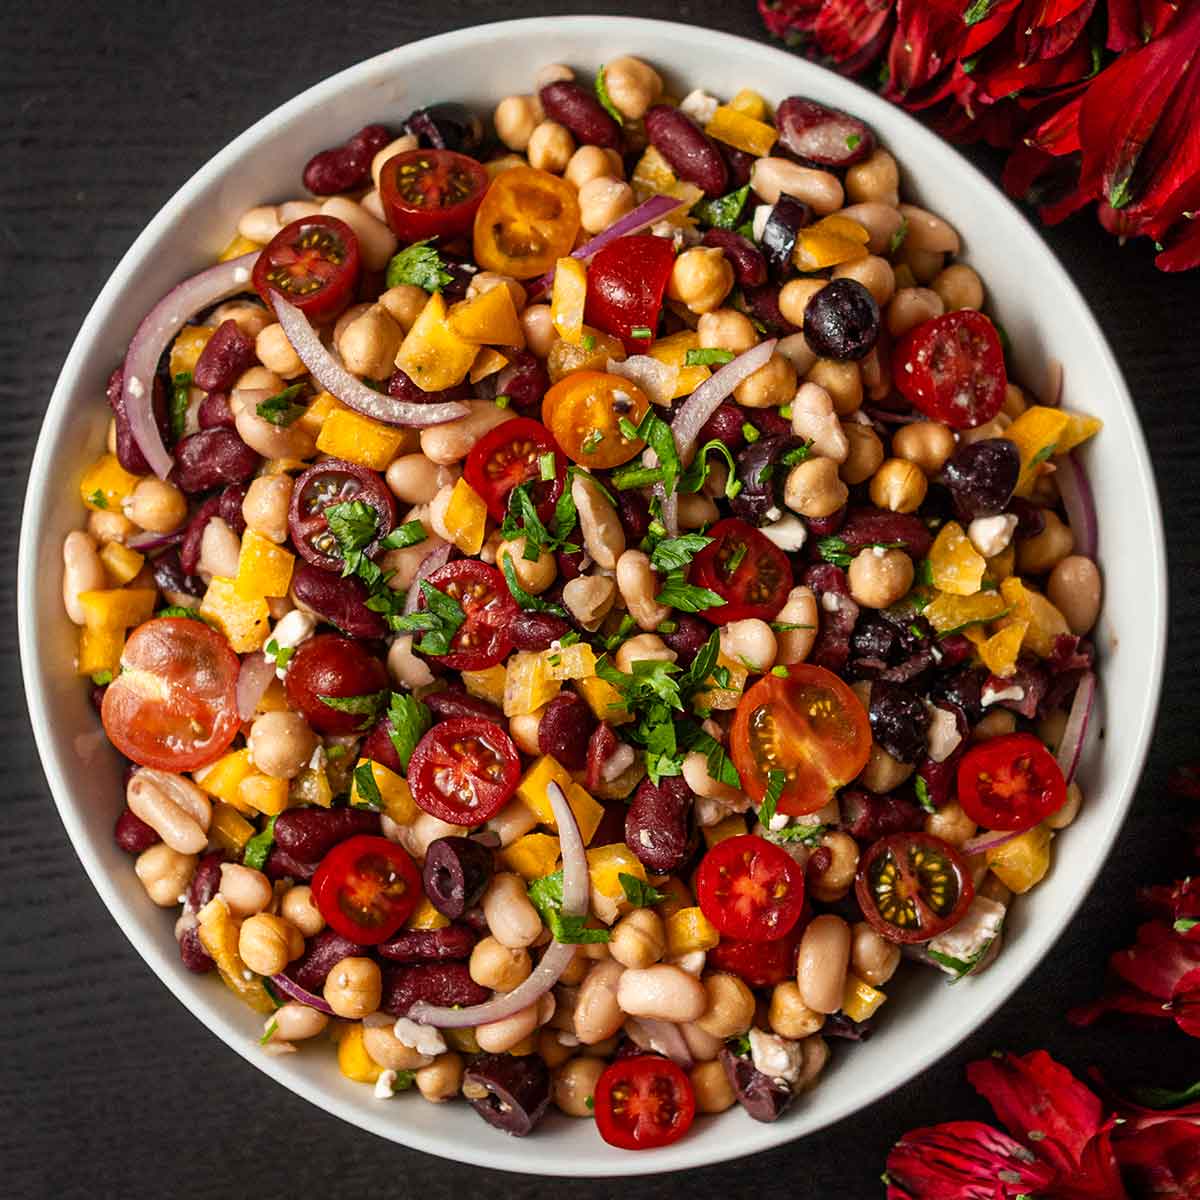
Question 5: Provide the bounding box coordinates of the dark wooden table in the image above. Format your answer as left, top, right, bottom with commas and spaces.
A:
5, 2, 1199, 1195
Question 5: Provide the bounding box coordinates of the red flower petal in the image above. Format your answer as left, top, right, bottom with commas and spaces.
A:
1114, 1119, 1200, 1199
1027, 89, 1086, 156
813, 0, 896, 69
1107, 0, 1185, 53
961, 0, 1023, 60
1069, 984, 1176, 1029
1169, 764, 1200, 800
1018, 0, 1098, 64
1110, 922, 1200, 1002
882, 0, 965, 103
757, 0, 825, 41
1156, 218, 1200, 272
973, 34, 1095, 102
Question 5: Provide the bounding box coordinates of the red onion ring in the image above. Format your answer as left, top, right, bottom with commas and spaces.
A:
269, 971, 336, 1015
961, 827, 1025, 856
607, 356, 678, 408
236, 652, 277, 721
1055, 670, 1096, 784
269, 293, 469, 428
623, 1017, 694, 1068
1055, 451, 1098, 560
121, 251, 261, 479
408, 781, 586, 1028
401, 542, 454, 616
127, 529, 185, 552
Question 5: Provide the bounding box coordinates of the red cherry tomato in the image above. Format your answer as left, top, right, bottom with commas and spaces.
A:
462, 416, 565, 521
708, 928, 803, 987
583, 234, 677, 354
288, 459, 396, 572
407, 716, 521, 826
695, 834, 806, 942
283, 634, 390, 736
378, 148, 490, 244
101, 618, 240, 771
689, 518, 793, 624
594, 1056, 696, 1151
252, 215, 361, 324
956, 732, 1066, 833
894, 310, 1007, 430
730, 664, 872, 816
419, 560, 519, 670
856, 832, 974, 944
312, 835, 421, 944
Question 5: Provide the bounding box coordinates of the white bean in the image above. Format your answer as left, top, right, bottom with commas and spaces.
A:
62, 531, 106, 626
320, 196, 398, 272
750, 158, 844, 214
482, 873, 543, 949
127, 769, 211, 855
572, 473, 625, 569
617, 964, 707, 1022
420, 401, 515, 465
616, 550, 669, 631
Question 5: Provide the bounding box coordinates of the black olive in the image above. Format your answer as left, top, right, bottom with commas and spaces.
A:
404, 102, 484, 155
422, 836, 493, 919
728, 434, 803, 525
760, 194, 811, 280
464, 1054, 551, 1136
868, 680, 931, 765
939, 438, 1021, 521
803, 278, 880, 361
719, 1047, 794, 1123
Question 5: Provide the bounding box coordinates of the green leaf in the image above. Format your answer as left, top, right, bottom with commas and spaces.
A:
757, 768, 787, 828
87, 489, 108, 510
766, 822, 827, 846
500, 551, 569, 617
353, 761, 385, 810
263, 637, 295, 670
655, 570, 726, 613
1175, 918, 1199, 934
691, 184, 751, 231
741, 422, 760, 444
630, 325, 653, 340
242, 814, 278, 871
680, 629, 722, 695
1030, 443, 1057, 467
581, 428, 604, 455
385, 239, 453, 292
170, 371, 193, 441
845, 133, 861, 151
679, 720, 742, 789
390, 1069, 418, 1092
781, 443, 812, 467
259, 1019, 279, 1046
817, 536, 853, 568
389, 580, 467, 655
318, 690, 388, 727
594, 65, 624, 125
676, 438, 741, 500
619, 872, 667, 907
915, 557, 935, 587
927, 941, 997, 984
539, 452, 556, 481
684, 347, 735, 367
889, 218, 909, 255
962, 0, 996, 25
596, 654, 683, 716
527, 871, 612, 944
650, 534, 712, 573
255, 383, 308, 427
1130, 1079, 1200, 1110
385, 693, 431, 774
727, 1033, 751, 1057
915, 775, 934, 813
325, 499, 384, 587
624, 409, 681, 496
379, 520, 428, 551
156, 605, 216, 626
90, 669, 113, 685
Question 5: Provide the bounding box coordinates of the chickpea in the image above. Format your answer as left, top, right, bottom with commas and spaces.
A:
898, 204, 961, 255
521, 304, 556, 358
470, 936, 533, 992
577, 176, 635, 234
527, 121, 575, 174
239, 913, 304, 977
616, 549, 669, 631
778, 278, 827, 328
840, 202, 905, 255
248, 710, 318, 780
974, 709, 1017, 740
565, 145, 624, 189
323, 956, 383, 1019
892, 420, 955, 475
537, 62, 575, 87
1017, 511, 1075, 575
378, 284, 428, 332
254, 323, 305, 378
769, 982, 826, 1039
847, 547, 913, 609
932, 263, 984, 312
1047, 781, 1083, 831
1047, 555, 1102, 635
850, 922, 901, 987
614, 632, 676, 675
210, 299, 275, 338
337, 304, 403, 380
734, 353, 797, 409
887, 287, 945, 338
497, 538, 556, 594
280, 884, 325, 937
537, 1027, 574, 1070
134, 844, 197, 907
806, 358, 862, 416
696, 308, 757, 354
563, 574, 616, 632
87, 508, 136, 546
416, 1052, 465, 1103
719, 619, 777, 674
601, 55, 662, 120
896, 242, 945, 286
272, 1003, 329, 1043
833, 255, 895, 308
508, 707, 544, 757
846, 149, 900, 206
127, 479, 187, 534
610, 908, 666, 969
1002, 383, 1028, 420
691, 1060, 737, 1113
869, 458, 928, 513
217, 862, 273, 918
241, 475, 293, 544
667, 247, 735, 315
861, 345, 890, 402
859, 742, 915, 793
554, 1056, 606, 1117
839, 423, 885, 485
695, 972, 755, 1038
925, 801, 977, 848
773, 585, 819, 666
784, 456, 849, 519
493, 94, 543, 152
808, 831, 860, 903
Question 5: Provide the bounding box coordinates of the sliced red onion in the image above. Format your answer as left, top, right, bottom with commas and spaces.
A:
270, 293, 469, 428
623, 1017, 694, 1068
127, 528, 185, 552
863, 405, 922, 426
236, 652, 277, 721
1055, 670, 1096, 784
408, 779, 587, 1028
961, 827, 1024, 856
269, 971, 336, 1015
527, 194, 684, 298
122, 251, 260, 479
401, 542, 454, 616
1055, 451, 1098, 560
607, 356, 679, 408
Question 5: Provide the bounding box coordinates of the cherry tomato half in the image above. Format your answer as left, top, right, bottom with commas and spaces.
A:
956, 732, 1066, 833
407, 716, 521, 826
542, 370, 650, 467
101, 618, 240, 772
696, 834, 806, 942
462, 416, 565, 521
283, 634, 390, 736
731, 664, 872, 816
708, 927, 803, 987
418, 560, 520, 671
312, 834, 421, 944
252, 215, 361, 324
856, 832, 974, 944
689, 518, 793, 624
473, 166, 581, 280
378, 148, 490, 244
583, 234, 677, 354
894, 310, 1007, 430
288, 459, 396, 572
594, 1056, 696, 1151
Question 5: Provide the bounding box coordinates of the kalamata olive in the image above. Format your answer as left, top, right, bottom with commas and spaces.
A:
539, 81, 621, 149
439, 258, 477, 303
360, 716, 403, 773
377, 923, 478, 962
839, 788, 922, 842
822, 1012, 874, 1041
114, 806, 159, 854
283, 634, 389, 735
804, 279, 880, 361
615, 489, 651, 543
537, 692, 597, 771
850, 613, 898, 664
729, 435, 797, 525
497, 350, 550, 417
273, 806, 383, 872
877, 646, 936, 687
939, 438, 1021, 521
702, 228, 768, 289
422, 836, 494, 919
405, 103, 483, 155
464, 1053, 551, 1137
662, 614, 714, 667
381, 962, 490, 1016
172, 429, 259, 495
509, 611, 573, 652
1009, 496, 1047, 538
198, 390, 236, 430
107, 364, 168, 475
697, 402, 746, 451
151, 547, 203, 600
719, 1047, 794, 1123
644, 104, 728, 197
760, 195, 812, 280
288, 930, 366, 992
775, 97, 876, 166
938, 633, 974, 667
744, 407, 794, 439
837, 507, 933, 560
187, 851, 226, 912
193, 320, 258, 393
291, 561, 388, 638
424, 688, 505, 725
868, 681, 930, 764
626, 775, 693, 873
739, 284, 798, 335
386, 368, 471, 407
929, 664, 988, 723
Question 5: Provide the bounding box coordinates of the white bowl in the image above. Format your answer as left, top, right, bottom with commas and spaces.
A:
18, 14, 1166, 1177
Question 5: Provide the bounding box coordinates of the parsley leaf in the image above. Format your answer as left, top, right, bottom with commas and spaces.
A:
499, 481, 578, 560
650, 534, 712, 573
325, 500, 385, 588
87, 489, 108, 510
157, 605, 215, 626
91, 669, 113, 685
259, 1019, 279, 1046
816, 536, 853, 568
846, 133, 862, 151
386, 693, 431, 774
691, 184, 751, 231
684, 347, 735, 367
385, 239, 453, 292
319, 690, 388, 727
914, 775, 934, 813
727, 1033, 752, 1057
679, 721, 742, 789
765, 821, 827, 846
263, 637, 295, 671
597, 655, 683, 713
379, 520, 428, 551
594, 65, 624, 125
676, 438, 742, 500
619, 873, 667, 907
757, 768, 787, 828
242, 814, 278, 871
389, 580, 467, 656
352, 761, 385, 810
500, 550, 569, 617
889, 218, 909, 254
1175, 918, 1199, 935
619, 409, 681, 496
255, 383, 307, 426
170, 370, 192, 441
527, 871, 611, 944
655, 570, 726, 613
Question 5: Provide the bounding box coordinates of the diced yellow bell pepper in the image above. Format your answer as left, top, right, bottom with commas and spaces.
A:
77, 587, 156, 631
394, 291, 478, 392
219, 234, 261, 262
406, 896, 450, 930
648, 330, 711, 398
258, 677, 288, 713
630, 146, 699, 225
550, 257, 588, 345
449, 282, 525, 347
977, 620, 1027, 678
440, 478, 488, 555
98, 541, 145, 586
924, 590, 1007, 635
353, 759, 417, 825
702, 814, 748, 849
564, 783, 606, 845
794, 224, 869, 271
461, 664, 507, 707
545, 642, 597, 680
1003, 406, 1071, 497
1056, 410, 1103, 455
817, 214, 870, 245
997, 577, 1069, 658
665, 906, 719, 956
337, 1022, 382, 1083
841, 972, 887, 1022
515, 757, 605, 844
470, 347, 510, 384
987, 823, 1053, 893
209, 802, 257, 855
199, 577, 269, 653
730, 88, 768, 121
705, 105, 777, 157
170, 325, 214, 377
929, 522, 987, 597
500, 832, 563, 880
588, 844, 647, 917
694, 651, 749, 711
987, 544, 1016, 582
296, 391, 349, 438
576, 674, 632, 725
237, 772, 290, 816
234, 530, 295, 600
289, 764, 334, 809
80, 453, 141, 512
315, 407, 408, 471
504, 651, 562, 717
195, 748, 257, 811
196, 897, 275, 1013
77, 624, 124, 677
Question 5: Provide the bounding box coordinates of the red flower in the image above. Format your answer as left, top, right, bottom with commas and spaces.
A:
1106, 0, 1184, 52
1093, 1075, 1200, 1199
756, 0, 896, 73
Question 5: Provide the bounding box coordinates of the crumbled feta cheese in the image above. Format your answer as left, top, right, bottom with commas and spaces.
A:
981, 681, 1025, 707
748, 1027, 801, 1086
768, 811, 790, 832
308, 744, 326, 771
392, 1017, 446, 1058
764, 505, 782, 523
925, 703, 963, 763
374, 1069, 398, 1099
680, 89, 720, 125
967, 514, 1018, 559
266, 609, 317, 677
670, 950, 706, 976
752, 204, 773, 242
761, 514, 808, 553
928, 895, 1007, 975
872, 544, 887, 557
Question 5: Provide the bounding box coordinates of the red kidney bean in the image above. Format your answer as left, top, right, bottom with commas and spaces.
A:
497, 351, 550, 418
376, 923, 478, 962
192, 320, 258, 394
615, 489, 650, 543
386, 368, 470, 406
423, 687, 505, 725
839, 788, 922, 843
273, 808, 382, 871
264, 845, 316, 882
537, 692, 597, 771
151, 547, 204, 600
106, 364, 168, 474
662, 615, 713, 667
805, 506, 846, 537
938, 634, 973, 668
424, 837, 494, 919
172, 429, 259, 495
585, 722, 618, 794
555, 549, 584, 582
742, 406, 792, 440
509, 611, 573, 652
218, 483, 247, 534
288, 930, 367, 992
380, 962, 490, 1016
178, 926, 216, 974
303, 124, 392, 195
775, 97, 875, 167
114, 806, 159, 854
360, 717, 403, 773
539, 81, 621, 149
187, 851, 226, 912
697, 402, 747, 451
702, 228, 768, 289
838, 507, 932, 560
719, 142, 755, 189
739, 284, 798, 335
179, 496, 221, 576
644, 105, 728, 197
801, 562, 858, 673
589, 799, 629, 850
625, 775, 694, 873
198, 390, 235, 430
291, 561, 388, 638
464, 1054, 551, 1136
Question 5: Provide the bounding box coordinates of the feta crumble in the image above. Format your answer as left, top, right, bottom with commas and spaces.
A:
928, 895, 1007, 977
392, 1017, 446, 1058
748, 1027, 801, 1086
967, 514, 1018, 559
761, 514, 808, 553
679, 89, 720, 125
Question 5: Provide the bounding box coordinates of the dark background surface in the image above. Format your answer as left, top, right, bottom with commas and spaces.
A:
4, 2, 1199, 1196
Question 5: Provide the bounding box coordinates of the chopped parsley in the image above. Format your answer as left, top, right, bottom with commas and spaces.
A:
581, 428, 604, 455
263, 637, 295, 671
498, 481, 578, 560
889, 218, 909, 255
594, 65, 624, 125
581, 332, 596, 352
494, 394, 510, 409
385, 238, 453, 292
157, 605, 214, 625
386, 693, 431, 774
242, 814, 278, 871
1175, 918, 1199, 935
846, 133, 862, 151
352, 761, 385, 810
538, 452, 556, 481
1131, 1079, 1200, 1109
684, 347, 735, 367
727, 1033, 752, 1057
676, 439, 741, 499
781, 443, 812, 467
756, 768, 788, 829
741, 422, 760, 444
500, 551, 569, 618
816, 536, 853, 568
91, 669, 113, 686
630, 325, 653, 340
259, 1020, 279, 1046
914, 775, 935, 813
691, 183, 751, 231
87, 489, 108, 510
649, 533, 712, 573
388, 580, 467, 655
618, 409, 681, 496
619, 873, 667, 907
170, 371, 193, 441
655, 571, 726, 613
379, 520, 428, 551
928, 941, 997, 984
528, 871, 611, 944
255, 383, 307, 427
325, 500, 386, 588
318, 690, 388, 728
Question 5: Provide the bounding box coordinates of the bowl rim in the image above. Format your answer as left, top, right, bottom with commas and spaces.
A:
18, 14, 1167, 1178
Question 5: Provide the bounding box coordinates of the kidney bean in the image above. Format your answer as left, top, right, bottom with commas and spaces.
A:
615, 489, 651, 543
172, 429, 259, 495
702, 228, 768, 289
719, 141, 756, 189
179, 496, 222, 576
697, 402, 747, 451
178, 926, 216, 974
302, 124, 392, 195
589, 800, 629, 850
198, 390, 235, 430
359, 718, 402, 774
273, 808, 382, 872
739, 284, 798, 335
386, 368, 470, 406
107, 364, 168, 474
801, 563, 858, 673
537, 692, 597, 771
193, 320, 258, 394
424, 687, 505, 725
150, 547, 203, 601
263, 845, 315, 882
662, 614, 713, 667
497, 350, 549, 418
776, 98, 875, 167
187, 851, 226, 911
837, 507, 932, 560
539, 81, 621, 149
114, 806, 159, 854
509, 611, 573, 652
720, 1047, 794, 1123
938, 634, 973, 667
626, 775, 693, 873
555, 548, 584, 582
423, 836, 494, 919
376, 923, 478, 962
585, 722, 619, 794
288, 930, 366, 992
839, 788, 922, 842
291, 561, 387, 638
644, 105, 728, 197
381, 962, 490, 1016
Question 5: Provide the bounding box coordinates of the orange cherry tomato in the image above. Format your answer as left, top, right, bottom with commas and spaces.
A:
472, 166, 581, 279
542, 370, 649, 467
730, 664, 872, 816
